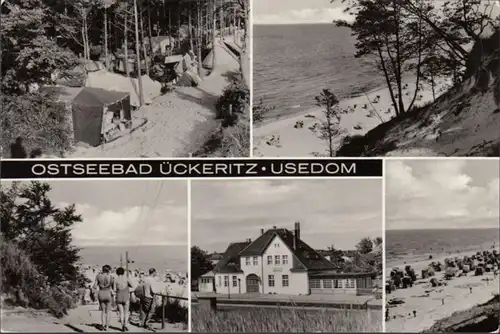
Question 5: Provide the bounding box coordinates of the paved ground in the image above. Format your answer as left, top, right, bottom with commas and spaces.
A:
193, 292, 382, 308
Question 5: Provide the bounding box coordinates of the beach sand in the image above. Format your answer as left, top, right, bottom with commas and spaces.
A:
253, 79, 449, 157
385, 247, 500, 332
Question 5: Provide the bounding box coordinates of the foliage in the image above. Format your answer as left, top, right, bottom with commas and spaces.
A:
1, 239, 77, 318
151, 298, 188, 325
309, 89, 350, 156
192, 306, 381, 332
356, 237, 374, 254
191, 246, 215, 284
0, 182, 84, 287
215, 74, 250, 127
0, 91, 73, 157
1, 1, 80, 95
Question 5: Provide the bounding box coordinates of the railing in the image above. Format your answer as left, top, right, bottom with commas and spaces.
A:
153, 293, 188, 330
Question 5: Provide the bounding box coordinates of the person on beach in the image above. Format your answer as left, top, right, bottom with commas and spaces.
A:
139, 268, 157, 329
93, 265, 115, 331
114, 267, 135, 332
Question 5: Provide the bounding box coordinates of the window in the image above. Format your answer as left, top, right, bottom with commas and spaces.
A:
218, 276, 221, 286
253, 256, 258, 265
323, 279, 333, 289
282, 255, 288, 265
275, 255, 280, 265
267, 255, 272, 265
345, 279, 355, 288
232, 276, 238, 287
268, 275, 275, 287
334, 279, 342, 288
274, 243, 280, 248
310, 279, 321, 289
224, 276, 229, 287
245, 257, 250, 266
282, 275, 289, 287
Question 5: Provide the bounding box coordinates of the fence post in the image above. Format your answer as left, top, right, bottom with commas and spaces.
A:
161, 295, 166, 329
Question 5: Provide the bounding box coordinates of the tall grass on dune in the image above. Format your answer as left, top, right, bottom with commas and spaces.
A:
191, 307, 381, 332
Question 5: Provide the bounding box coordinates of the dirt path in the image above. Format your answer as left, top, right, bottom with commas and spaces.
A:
68, 39, 239, 159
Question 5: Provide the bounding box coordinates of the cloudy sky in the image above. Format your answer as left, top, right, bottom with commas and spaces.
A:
8, 180, 188, 247
191, 179, 382, 253
253, 0, 353, 25
386, 159, 499, 230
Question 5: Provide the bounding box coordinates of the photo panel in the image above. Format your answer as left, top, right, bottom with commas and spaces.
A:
0, 180, 188, 332
190, 179, 383, 332
2, 0, 250, 159
385, 158, 500, 333
252, 0, 500, 158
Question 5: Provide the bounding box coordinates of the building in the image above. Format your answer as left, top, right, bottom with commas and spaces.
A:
198, 222, 377, 296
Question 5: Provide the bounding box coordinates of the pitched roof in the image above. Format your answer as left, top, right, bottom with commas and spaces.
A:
214, 241, 251, 274
239, 228, 338, 271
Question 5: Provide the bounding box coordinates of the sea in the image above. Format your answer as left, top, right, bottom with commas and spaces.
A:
78, 245, 188, 274
386, 228, 500, 265
253, 24, 383, 120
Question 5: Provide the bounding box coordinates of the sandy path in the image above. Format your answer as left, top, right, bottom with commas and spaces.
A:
68, 39, 239, 159
1, 308, 70, 332
386, 247, 500, 332
253, 80, 447, 157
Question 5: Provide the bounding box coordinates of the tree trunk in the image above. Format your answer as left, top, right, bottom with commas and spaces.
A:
189, 5, 193, 51
133, 0, 144, 106
147, 0, 154, 57
139, 9, 150, 77
104, 7, 109, 70
212, 0, 216, 71
177, 2, 181, 49
197, 0, 203, 78
124, 4, 129, 77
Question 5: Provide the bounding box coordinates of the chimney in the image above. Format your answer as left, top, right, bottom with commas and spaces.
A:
292, 231, 297, 250
260, 229, 264, 235
273, 226, 277, 229
294, 221, 301, 241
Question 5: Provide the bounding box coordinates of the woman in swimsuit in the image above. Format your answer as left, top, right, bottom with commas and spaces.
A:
93, 265, 115, 331
114, 267, 135, 332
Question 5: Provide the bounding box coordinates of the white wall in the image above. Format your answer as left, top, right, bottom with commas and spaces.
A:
261, 235, 308, 295
214, 273, 244, 294
198, 277, 214, 293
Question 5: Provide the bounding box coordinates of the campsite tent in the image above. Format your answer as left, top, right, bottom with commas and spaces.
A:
71, 87, 131, 147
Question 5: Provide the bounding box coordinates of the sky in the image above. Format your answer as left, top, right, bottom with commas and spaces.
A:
386, 159, 499, 230
191, 179, 382, 252
253, 0, 353, 25
4, 180, 188, 247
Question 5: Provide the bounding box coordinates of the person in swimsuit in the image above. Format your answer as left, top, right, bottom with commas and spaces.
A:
114, 267, 135, 332
93, 265, 115, 331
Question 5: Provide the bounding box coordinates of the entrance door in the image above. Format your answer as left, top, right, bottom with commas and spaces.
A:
246, 274, 260, 293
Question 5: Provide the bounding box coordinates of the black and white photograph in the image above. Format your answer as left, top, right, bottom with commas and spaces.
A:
385, 159, 500, 332
190, 179, 383, 332
252, 0, 500, 157
0, 180, 188, 332
1, 0, 250, 159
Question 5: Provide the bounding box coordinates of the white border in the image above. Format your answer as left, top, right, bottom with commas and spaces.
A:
187, 178, 192, 332
381, 158, 387, 333
248, 0, 254, 157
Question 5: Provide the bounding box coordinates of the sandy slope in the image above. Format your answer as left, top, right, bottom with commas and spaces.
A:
67, 40, 239, 159
386, 248, 500, 332
1, 308, 69, 332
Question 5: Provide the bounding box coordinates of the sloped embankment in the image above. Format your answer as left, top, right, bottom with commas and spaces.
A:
422, 295, 499, 333
337, 29, 500, 157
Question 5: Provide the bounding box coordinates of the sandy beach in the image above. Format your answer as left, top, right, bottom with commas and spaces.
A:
385, 246, 500, 332
253, 79, 449, 157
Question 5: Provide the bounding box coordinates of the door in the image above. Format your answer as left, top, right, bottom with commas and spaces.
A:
246, 274, 260, 293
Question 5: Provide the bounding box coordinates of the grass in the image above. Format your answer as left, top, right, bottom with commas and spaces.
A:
191, 306, 381, 332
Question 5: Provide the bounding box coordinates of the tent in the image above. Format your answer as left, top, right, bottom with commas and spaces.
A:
71, 87, 131, 147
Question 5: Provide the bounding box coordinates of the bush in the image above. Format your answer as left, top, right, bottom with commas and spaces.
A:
215, 75, 250, 127
152, 298, 188, 324
0, 239, 76, 318
0, 91, 73, 157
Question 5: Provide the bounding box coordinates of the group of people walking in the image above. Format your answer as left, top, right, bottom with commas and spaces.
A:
92, 265, 159, 332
